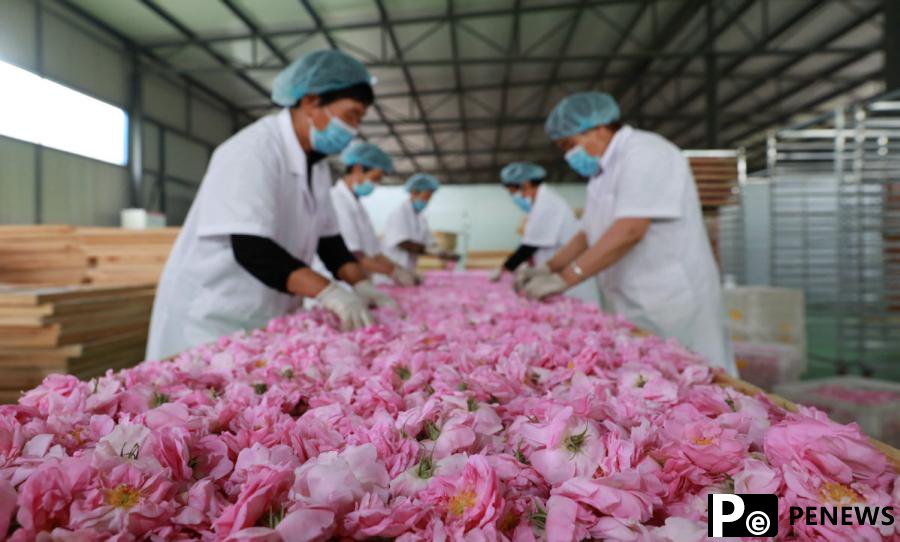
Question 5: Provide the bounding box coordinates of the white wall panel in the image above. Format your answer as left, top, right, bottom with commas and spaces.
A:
190, 99, 233, 145
164, 181, 197, 226
164, 132, 209, 183
363, 183, 587, 251
142, 122, 160, 171
40, 148, 129, 225
0, 136, 37, 224
143, 74, 187, 131
0, 0, 37, 70
42, 12, 129, 106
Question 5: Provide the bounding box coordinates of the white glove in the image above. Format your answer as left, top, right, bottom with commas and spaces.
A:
522, 273, 569, 300
514, 263, 551, 291
391, 266, 419, 287
316, 283, 374, 330
353, 279, 398, 308
489, 266, 505, 282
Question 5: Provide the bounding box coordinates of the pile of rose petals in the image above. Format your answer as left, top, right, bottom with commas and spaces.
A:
0, 271, 896, 541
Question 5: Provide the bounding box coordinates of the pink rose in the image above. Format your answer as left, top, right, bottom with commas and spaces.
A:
214, 466, 293, 536
421, 455, 503, 533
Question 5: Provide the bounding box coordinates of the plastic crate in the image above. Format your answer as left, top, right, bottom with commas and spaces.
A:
774, 376, 900, 447
734, 341, 806, 390
724, 286, 806, 353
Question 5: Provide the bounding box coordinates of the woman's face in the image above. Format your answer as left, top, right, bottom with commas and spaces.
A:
556, 125, 613, 158
348, 164, 383, 186
410, 190, 433, 204
305, 96, 369, 131
519, 181, 538, 200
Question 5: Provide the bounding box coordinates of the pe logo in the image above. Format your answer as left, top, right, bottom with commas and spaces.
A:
708, 494, 778, 537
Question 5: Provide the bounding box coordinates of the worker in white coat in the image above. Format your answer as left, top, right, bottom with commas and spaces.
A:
382, 173, 458, 271
147, 50, 395, 360
317, 142, 420, 286
491, 161, 599, 305
518, 91, 736, 375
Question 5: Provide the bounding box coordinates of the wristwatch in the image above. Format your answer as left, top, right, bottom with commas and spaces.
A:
569, 261, 584, 279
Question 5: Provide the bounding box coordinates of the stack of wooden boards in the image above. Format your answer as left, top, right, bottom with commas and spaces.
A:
0, 225, 179, 286
0, 284, 154, 403
688, 155, 741, 210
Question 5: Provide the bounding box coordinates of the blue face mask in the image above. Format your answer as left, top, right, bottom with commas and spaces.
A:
411, 199, 427, 213
353, 179, 375, 197
565, 145, 602, 177
511, 193, 532, 213
310, 113, 356, 155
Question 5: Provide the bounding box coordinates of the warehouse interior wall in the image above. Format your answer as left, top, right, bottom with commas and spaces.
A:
0, 0, 234, 226
362, 183, 587, 251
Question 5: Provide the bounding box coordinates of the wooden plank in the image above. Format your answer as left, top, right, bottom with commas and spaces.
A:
0, 269, 87, 285
0, 225, 76, 237
0, 325, 61, 347
72, 344, 146, 378
57, 320, 149, 346
88, 252, 169, 266
0, 284, 154, 307
0, 305, 54, 318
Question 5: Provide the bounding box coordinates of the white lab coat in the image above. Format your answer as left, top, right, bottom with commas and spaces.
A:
382, 199, 434, 270
146, 109, 340, 360
310, 179, 384, 286
581, 125, 736, 375
522, 185, 599, 305
329, 179, 382, 257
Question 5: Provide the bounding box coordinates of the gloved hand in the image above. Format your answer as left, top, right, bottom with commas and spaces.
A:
437, 251, 461, 262
391, 266, 419, 287
353, 279, 398, 308
523, 273, 569, 300
316, 283, 374, 330
514, 263, 551, 291
489, 266, 505, 282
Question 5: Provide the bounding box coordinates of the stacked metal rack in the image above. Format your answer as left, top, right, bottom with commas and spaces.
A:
732, 91, 900, 380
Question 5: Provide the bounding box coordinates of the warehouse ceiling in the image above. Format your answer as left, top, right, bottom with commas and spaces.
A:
58, 0, 886, 183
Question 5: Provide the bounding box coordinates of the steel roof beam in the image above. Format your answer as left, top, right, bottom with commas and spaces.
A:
631, 0, 754, 119
716, 57, 882, 146
374, 0, 449, 174
177, 47, 880, 73
143, 0, 659, 49
138, 0, 271, 100
512, 0, 590, 160
612, 0, 706, 101
237, 71, 873, 110
584, 0, 648, 92
220, 0, 288, 65
675, 3, 882, 144
647, 0, 825, 132
54, 0, 247, 123
447, 0, 471, 172
489, 0, 521, 176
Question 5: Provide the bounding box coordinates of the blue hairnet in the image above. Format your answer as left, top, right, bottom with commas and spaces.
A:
272, 50, 372, 107
404, 173, 440, 193
340, 143, 394, 173
500, 162, 547, 185
544, 91, 620, 141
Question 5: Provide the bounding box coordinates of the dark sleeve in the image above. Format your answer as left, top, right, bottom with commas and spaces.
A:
231, 234, 306, 294
317, 235, 357, 277
503, 244, 539, 271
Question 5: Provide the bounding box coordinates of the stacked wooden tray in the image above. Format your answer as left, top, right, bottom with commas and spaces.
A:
78, 227, 178, 285
0, 225, 179, 286
0, 284, 154, 403
0, 225, 88, 285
